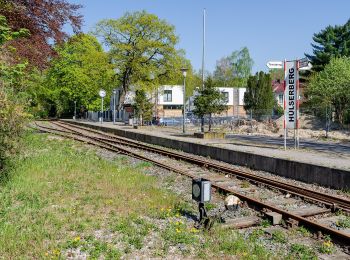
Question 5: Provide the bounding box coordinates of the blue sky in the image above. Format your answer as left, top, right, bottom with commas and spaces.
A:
67, 0, 350, 73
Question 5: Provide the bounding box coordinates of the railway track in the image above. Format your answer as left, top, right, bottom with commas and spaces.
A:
34, 120, 350, 245
54, 120, 350, 212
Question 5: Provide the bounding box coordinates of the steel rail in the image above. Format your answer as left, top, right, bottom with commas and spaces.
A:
34, 123, 350, 244
54, 120, 350, 212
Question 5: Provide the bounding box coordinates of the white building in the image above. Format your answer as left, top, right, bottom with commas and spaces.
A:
112, 85, 248, 121
113, 85, 185, 121
188, 87, 247, 117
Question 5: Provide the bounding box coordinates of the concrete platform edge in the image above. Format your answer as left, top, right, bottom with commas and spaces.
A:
67, 120, 350, 190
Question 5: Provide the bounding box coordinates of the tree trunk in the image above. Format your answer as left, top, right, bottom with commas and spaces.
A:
201, 116, 204, 132
209, 113, 212, 132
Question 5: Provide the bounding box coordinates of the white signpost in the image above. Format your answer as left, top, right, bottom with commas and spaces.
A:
266, 61, 283, 69
267, 58, 311, 150
284, 60, 299, 150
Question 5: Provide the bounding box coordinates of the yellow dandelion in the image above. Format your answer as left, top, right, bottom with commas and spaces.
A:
74, 236, 81, 242
160, 208, 164, 212
190, 227, 198, 233
176, 228, 181, 233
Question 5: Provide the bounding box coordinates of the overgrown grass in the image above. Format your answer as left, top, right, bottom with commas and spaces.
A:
0, 132, 177, 258
0, 131, 286, 259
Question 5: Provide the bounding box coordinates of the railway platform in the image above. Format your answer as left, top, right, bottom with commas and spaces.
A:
63, 120, 350, 190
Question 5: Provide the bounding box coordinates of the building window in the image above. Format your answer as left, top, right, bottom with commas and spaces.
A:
278, 94, 283, 105
222, 92, 229, 103
163, 105, 182, 110
163, 90, 172, 102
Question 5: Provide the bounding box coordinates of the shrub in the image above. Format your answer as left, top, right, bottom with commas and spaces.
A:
0, 87, 27, 177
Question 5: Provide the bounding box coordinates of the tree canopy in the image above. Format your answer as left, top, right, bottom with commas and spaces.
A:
243, 71, 274, 120
193, 77, 227, 131
306, 19, 350, 72
0, 0, 82, 69
94, 11, 187, 108
307, 57, 350, 125
213, 47, 254, 87
132, 89, 153, 125
44, 34, 114, 116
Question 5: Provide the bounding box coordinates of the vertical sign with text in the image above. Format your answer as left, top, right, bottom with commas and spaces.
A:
284, 61, 298, 129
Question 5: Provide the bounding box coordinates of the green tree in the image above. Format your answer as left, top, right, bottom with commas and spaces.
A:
0, 15, 28, 173
45, 34, 114, 116
307, 57, 350, 125
132, 89, 153, 126
306, 19, 350, 72
213, 47, 254, 87
193, 77, 227, 132
94, 11, 184, 110
244, 71, 274, 120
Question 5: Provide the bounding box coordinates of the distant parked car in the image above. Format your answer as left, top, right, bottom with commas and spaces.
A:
159, 118, 180, 126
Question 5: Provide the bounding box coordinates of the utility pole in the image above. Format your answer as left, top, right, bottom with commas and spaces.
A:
113, 89, 117, 125
200, 8, 206, 133
181, 68, 188, 134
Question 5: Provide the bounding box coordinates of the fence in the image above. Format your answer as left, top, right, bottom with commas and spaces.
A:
81, 107, 348, 134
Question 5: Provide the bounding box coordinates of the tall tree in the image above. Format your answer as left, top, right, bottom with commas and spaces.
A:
244, 72, 274, 120
193, 77, 227, 131
306, 19, 350, 72
307, 57, 350, 125
0, 15, 28, 172
213, 47, 254, 87
94, 11, 184, 110
132, 89, 153, 126
45, 34, 114, 116
0, 0, 82, 69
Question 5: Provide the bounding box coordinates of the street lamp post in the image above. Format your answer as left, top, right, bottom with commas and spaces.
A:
112, 89, 117, 125
74, 100, 77, 120
99, 89, 106, 124
181, 67, 188, 134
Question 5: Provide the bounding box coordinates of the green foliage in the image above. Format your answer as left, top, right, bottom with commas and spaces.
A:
269, 68, 284, 82
161, 220, 198, 246
318, 236, 335, 254
288, 244, 317, 260
0, 88, 28, 173
306, 19, 350, 72
307, 57, 350, 125
193, 77, 228, 131
336, 215, 350, 228
133, 89, 153, 125
213, 47, 254, 87
210, 228, 272, 259
94, 11, 189, 107
0, 15, 29, 45
271, 230, 287, 243
0, 16, 29, 174
243, 71, 274, 120
44, 33, 114, 116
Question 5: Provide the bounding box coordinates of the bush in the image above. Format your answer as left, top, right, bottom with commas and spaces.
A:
0, 87, 27, 176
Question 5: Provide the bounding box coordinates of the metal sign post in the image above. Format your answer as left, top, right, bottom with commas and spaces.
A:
268, 58, 310, 150
284, 60, 298, 150
112, 89, 116, 125
99, 89, 106, 124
